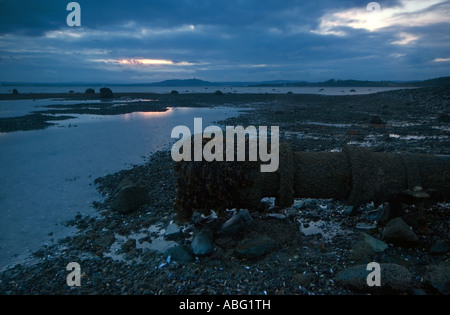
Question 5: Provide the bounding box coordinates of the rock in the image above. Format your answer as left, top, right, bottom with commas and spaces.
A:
350, 234, 387, 262
163, 244, 193, 262
170, 90, 179, 95
218, 209, 253, 235
363, 233, 388, 252
335, 263, 413, 293
429, 240, 449, 255
437, 113, 450, 123
85, 88, 95, 94
94, 232, 116, 249
214, 90, 223, 95
424, 261, 450, 295
350, 241, 375, 263
355, 222, 377, 233
191, 228, 214, 256
343, 206, 355, 215
164, 222, 182, 239
235, 236, 277, 259
266, 213, 287, 220
370, 115, 385, 125
100, 87, 114, 99
381, 217, 419, 247
121, 239, 136, 253
12, 89, 19, 95
292, 272, 318, 286
110, 185, 149, 214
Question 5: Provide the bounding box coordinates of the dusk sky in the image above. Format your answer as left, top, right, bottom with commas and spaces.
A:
0, 0, 449, 83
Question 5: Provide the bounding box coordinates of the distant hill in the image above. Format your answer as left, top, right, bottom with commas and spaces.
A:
416, 76, 450, 87
145, 77, 450, 88
147, 79, 215, 87
2, 76, 449, 88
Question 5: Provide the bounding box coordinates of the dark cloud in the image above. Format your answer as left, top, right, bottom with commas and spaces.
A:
0, 0, 449, 82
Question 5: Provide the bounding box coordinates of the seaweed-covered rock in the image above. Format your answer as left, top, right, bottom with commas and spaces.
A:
100, 87, 114, 99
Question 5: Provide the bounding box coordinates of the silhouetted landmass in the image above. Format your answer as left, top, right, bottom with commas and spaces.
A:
1, 76, 449, 88
251, 77, 450, 87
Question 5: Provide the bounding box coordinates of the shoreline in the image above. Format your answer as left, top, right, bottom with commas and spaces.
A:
0, 85, 449, 295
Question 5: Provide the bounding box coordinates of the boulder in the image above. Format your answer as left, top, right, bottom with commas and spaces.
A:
163, 244, 193, 263
121, 239, 136, 253
424, 261, 450, 295
100, 87, 114, 99
191, 228, 214, 256
110, 185, 149, 214
381, 217, 419, 247
335, 263, 413, 293
217, 209, 253, 235
429, 240, 449, 255
164, 222, 182, 239
370, 115, 385, 125
85, 88, 95, 94
235, 236, 277, 260
350, 233, 388, 262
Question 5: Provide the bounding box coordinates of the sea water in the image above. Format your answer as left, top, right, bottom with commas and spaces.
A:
0, 101, 240, 270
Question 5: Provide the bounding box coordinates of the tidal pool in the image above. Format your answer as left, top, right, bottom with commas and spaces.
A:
0, 101, 241, 270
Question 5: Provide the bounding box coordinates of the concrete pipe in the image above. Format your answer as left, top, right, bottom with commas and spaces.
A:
174, 143, 450, 222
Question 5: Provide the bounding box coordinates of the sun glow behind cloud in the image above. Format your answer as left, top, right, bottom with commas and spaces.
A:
312, 0, 449, 36
118, 59, 173, 65
93, 58, 196, 67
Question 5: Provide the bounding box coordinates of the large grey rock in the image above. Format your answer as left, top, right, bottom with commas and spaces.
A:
350, 234, 387, 263
191, 228, 214, 256
100, 87, 114, 99
121, 239, 136, 253
218, 209, 253, 235
110, 185, 149, 214
235, 236, 277, 260
164, 222, 182, 239
381, 217, 419, 247
363, 233, 388, 252
424, 261, 450, 295
429, 240, 449, 255
163, 244, 193, 263
335, 263, 413, 293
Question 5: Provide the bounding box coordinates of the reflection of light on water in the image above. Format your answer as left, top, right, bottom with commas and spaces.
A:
304, 122, 351, 128
389, 134, 448, 140
122, 107, 174, 121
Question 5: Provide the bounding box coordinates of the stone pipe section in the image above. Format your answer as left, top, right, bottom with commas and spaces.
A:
174, 144, 450, 222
